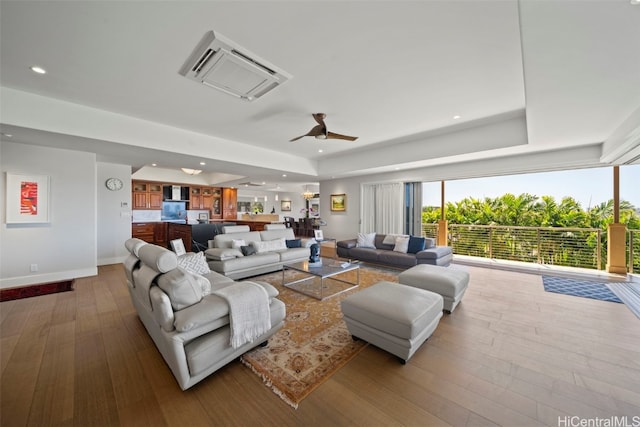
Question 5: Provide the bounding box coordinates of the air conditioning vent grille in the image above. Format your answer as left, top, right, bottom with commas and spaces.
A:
179, 31, 291, 101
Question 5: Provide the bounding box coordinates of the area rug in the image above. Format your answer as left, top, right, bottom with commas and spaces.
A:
541, 275, 622, 303
241, 265, 399, 408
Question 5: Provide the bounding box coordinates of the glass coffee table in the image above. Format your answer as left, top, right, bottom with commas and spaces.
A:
282, 258, 360, 300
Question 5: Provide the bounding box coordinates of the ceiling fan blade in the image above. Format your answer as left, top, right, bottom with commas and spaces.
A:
312, 113, 326, 126
290, 124, 327, 142
326, 131, 358, 141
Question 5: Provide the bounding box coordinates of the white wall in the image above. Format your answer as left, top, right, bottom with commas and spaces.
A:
1, 141, 98, 288
97, 162, 132, 265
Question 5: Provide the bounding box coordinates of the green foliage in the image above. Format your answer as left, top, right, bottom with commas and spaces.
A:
423, 193, 639, 230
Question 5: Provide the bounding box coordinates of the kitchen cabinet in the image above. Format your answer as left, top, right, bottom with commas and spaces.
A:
132, 181, 163, 210
132, 222, 167, 245
167, 223, 193, 252
222, 187, 237, 219
190, 186, 222, 218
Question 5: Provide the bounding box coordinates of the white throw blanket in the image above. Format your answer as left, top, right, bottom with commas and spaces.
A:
213, 281, 271, 349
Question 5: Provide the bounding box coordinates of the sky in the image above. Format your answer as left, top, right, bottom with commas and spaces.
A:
422, 165, 640, 209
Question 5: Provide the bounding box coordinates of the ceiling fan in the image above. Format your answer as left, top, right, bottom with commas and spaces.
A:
290, 113, 358, 142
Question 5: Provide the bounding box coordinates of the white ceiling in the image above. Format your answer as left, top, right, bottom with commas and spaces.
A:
1, 0, 639, 193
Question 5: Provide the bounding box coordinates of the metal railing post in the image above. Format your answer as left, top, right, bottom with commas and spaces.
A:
629, 230, 634, 274
537, 228, 541, 265
597, 229, 602, 270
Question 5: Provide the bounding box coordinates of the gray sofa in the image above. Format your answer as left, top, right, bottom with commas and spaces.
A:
337, 234, 453, 268
205, 224, 311, 279
123, 238, 286, 390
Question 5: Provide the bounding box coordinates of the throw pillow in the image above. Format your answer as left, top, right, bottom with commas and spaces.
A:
424, 238, 436, 249
157, 269, 203, 311
407, 236, 426, 254
176, 252, 210, 275
393, 236, 410, 253
382, 234, 408, 245
231, 239, 246, 249
241, 245, 256, 256
356, 232, 376, 249
251, 238, 287, 253
191, 272, 212, 296
286, 239, 302, 248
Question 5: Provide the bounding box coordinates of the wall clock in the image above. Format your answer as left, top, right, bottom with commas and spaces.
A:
105, 177, 124, 191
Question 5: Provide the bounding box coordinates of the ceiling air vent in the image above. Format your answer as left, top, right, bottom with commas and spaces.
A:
179, 31, 291, 101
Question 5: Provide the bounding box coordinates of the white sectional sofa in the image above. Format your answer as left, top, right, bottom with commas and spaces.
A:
123, 238, 286, 390
205, 225, 311, 279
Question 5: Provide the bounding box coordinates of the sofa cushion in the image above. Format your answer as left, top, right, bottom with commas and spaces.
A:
205, 248, 243, 261
157, 268, 204, 311
125, 237, 147, 256
357, 232, 376, 249
138, 244, 178, 273
393, 236, 410, 253
378, 250, 418, 267
177, 252, 211, 275
416, 246, 453, 259
375, 234, 396, 251
214, 231, 262, 248
349, 247, 382, 263
209, 252, 281, 275
278, 247, 311, 262
407, 236, 426, 254
286, 239, 302, 248
260, 228, 296, 242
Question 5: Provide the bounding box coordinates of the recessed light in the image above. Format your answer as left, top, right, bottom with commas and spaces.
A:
30, 65, 46, 74
453, 115, 461, 120
199, 161, 206, 165
1, 133, 12, 138
151, 163, 157, 166
282, 174, 287, 178
631, 0, 640, 5
318, 149, 323, 153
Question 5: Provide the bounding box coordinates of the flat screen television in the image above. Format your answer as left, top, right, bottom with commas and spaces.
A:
161, 201, 187, 221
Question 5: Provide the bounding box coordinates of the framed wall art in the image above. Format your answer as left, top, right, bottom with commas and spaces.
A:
280, 200, 291, 211
330, 193, 346, 212
5, 173, 50, 224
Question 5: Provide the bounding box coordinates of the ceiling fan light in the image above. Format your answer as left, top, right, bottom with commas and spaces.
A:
181, 168, 202, 175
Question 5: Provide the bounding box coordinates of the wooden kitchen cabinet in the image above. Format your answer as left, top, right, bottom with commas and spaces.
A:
132, 181, 163, 210
222, 187, 237, 219
167, 223, 192, 252
191, 186, 222, 218
132, 222, 167, 245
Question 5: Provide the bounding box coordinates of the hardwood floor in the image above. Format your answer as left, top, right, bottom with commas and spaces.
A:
2, 263, 639, 426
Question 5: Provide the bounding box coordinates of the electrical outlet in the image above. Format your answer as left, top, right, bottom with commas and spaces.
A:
30, 264, 38, 272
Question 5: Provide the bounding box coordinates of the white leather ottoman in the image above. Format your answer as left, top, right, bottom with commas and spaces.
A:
340, 281, 443, 363
398, 264, 469, 313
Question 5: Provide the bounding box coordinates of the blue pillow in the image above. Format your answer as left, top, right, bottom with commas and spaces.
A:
286, 239, 302, 248
407, 236, 426, 254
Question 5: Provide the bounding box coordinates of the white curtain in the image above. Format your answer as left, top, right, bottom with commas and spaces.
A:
360, 182, 404, 234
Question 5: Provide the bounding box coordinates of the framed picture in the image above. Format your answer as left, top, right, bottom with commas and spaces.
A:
330, 193, 346, 212
198, 212, 209, 221
314, 229, 324, 241
280, 200, 291, 211
5, 173, 50, 224
170, 239, 186, 256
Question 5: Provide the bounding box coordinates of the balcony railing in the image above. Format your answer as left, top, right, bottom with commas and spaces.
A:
421, 223, 604, 270
423, 222, 640, 273
630, 229, 639, 274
